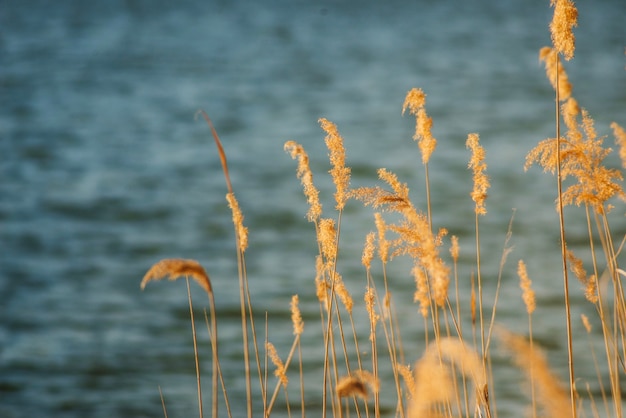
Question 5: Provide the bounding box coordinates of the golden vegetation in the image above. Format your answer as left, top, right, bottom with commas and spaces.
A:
141, 2, 625, 418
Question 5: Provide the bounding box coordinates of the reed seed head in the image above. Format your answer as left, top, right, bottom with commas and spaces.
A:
397, 364, 416, 399
466, 133, 489, 215
549, 0, 578, 61
141, 258, 212, 295
403, 88, 437, 164
365, 287, 379, 340
319, 118, 351, 210
412, 265, 430, 318
284, 140, 323, 221
314, 255, 329, 306
267, 342, 288, 388
336, 376, 368, 400
374, 212, 390, 264
539, 47, 573, 100
362, 231, 376, 270
517, 260, 536, 314
450, 235, 459, 263
290, 294, 304, 336
318, 218, 338, 263
580, 314, 592, 333
526, 101, 624, 213
610, 122, 626, 168
226, 192, 248, 252
334, 273, 354, 314
337, 370, 379, 400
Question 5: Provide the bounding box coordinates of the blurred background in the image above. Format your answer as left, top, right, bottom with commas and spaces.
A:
1, 0, 625, 416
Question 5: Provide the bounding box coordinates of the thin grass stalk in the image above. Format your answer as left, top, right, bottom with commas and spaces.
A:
203, 310, 233, 418
367, 295, 380, 417
444, 301, 471, 418
470, 273, 477, 353
321, 211, 346, 418
338, 307, 366, 418
585, 383, 602, 418
264, 316, 269, 416
485, 213, 515, 355
242, 254, 267, 409
474, 215, 486, 363
589, 207, 624, 417
369, 273, 403, 417
236, 216, 252, 417
185, 277, 204, 418
451, 240, 463, 342
322, 269, 340, 418
297, 338, 305, 418
594, 284, 620, 418
391, 299, 407, 367
599, 213, 626, 378
380, 305, 404, 416
582, 315, 611, 418
203, 285, 220, 418
159, 386, 169, 418
327, 295, 363, 418
528, 316, 537, 418
424, 164, 432, 230
553, 55, 577, 418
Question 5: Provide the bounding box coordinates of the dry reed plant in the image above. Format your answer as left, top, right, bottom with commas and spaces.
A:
140, 2, 625, 418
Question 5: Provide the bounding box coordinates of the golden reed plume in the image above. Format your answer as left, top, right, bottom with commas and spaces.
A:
284, 140, 323, 222
319, 118, 351, 210
403, 87, 437, 165
141, 258, 212, 294
466, 133, 490, 215
549, 0, 578, 61
337, 370, 379, 400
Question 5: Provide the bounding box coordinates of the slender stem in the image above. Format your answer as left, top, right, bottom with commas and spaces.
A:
424, 164, 432, 230
474, 215, 485, 360
554, 55, 576, 418
158, 385, 169, 418
186, 277, 204, 418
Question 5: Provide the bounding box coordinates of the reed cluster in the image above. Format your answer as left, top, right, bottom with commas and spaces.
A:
140, 1, 625, 417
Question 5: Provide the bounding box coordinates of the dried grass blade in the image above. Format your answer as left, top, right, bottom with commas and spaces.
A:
197, 110, 233, 194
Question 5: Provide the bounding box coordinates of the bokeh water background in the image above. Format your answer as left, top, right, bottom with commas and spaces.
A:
1, 0, 625, 416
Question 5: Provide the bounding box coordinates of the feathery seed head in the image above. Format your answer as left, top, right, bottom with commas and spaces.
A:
466, 133, 490, 215
517, 260, 536, 314
267, 342, 288, 388
403, 88, 437, 164
364, 287, 379, 340
141, 258, 212, 295
318, 218, 338, 263
284, 141, 323, 221
319, 118, 351, 210
362, 231, 377, 270
450, 235, 460, 263
611, 122, 626, 168
226, 192, 248, 252
290, 295, 304, 336
539, 47, 573, 100
550, 0, 578, 61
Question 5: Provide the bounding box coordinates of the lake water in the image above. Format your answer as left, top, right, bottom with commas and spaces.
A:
1, 0, 625, 416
